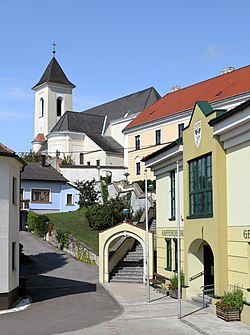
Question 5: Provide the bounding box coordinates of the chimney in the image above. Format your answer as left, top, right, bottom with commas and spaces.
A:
172, 85, 181, 92
41, 155, 46, 167
221, 66, 235, 75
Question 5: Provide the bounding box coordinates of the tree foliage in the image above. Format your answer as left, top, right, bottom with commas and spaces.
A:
60, 154, 75, 165
27, 211, 50, 237
74, 179, 100, 208
21, 150, 42, 162
85, 194, 131, 231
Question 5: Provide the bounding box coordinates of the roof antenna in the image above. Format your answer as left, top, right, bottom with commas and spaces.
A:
52, 41, 56, 58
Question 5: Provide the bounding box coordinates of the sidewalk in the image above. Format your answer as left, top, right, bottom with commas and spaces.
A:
59, 282, 250, 335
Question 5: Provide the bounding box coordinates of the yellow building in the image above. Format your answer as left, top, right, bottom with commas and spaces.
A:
145, 100, 250, 325
124, 65, 250, 183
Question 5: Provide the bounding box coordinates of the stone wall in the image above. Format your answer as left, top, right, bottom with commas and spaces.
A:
47, 230, 99, 265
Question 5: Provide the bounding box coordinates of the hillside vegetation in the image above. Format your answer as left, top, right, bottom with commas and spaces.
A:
47, 209, 99, 253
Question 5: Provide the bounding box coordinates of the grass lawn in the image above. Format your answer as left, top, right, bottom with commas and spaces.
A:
46, 209, 99, 253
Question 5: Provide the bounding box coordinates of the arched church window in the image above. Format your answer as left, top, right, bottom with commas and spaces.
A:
79, 153, 84, 165
40, 98, 44, 117
57, 98, 62, 117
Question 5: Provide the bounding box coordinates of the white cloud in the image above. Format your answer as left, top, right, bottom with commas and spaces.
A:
201, 44, 222, 60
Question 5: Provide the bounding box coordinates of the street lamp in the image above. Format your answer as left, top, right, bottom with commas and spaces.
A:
124, 171, 130, 184
121, 208, 130, 222
148, 184, 155, 208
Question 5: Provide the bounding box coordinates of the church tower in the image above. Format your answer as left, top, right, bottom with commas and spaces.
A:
32, 51, 75, 152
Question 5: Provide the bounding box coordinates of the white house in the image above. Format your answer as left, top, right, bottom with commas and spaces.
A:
0, 143, 26, 309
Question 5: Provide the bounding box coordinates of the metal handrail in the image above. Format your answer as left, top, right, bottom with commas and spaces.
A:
200, 284, 215, 308
189, 271, 204, 282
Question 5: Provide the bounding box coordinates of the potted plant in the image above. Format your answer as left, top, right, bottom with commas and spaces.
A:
168, 271, 185, 299
216, 288, 244, 321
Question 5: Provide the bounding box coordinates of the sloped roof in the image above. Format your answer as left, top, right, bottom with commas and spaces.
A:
126, 65, 250, 130
81, 87, 161, 131
33, 57, 75, 89
0, 143, 26, 165
21, 162, 68, 182
50, 112, 123, 155
51, 111, 105, 134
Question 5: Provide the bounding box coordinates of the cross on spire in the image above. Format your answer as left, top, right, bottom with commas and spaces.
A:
52, 42, 56, 57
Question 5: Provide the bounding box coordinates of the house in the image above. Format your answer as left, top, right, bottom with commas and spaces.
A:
0, 143, 26, 309
21, 159, 79, 216
144, 100, 250, 325
32, 54, 160, 183
124, 65, 250, 182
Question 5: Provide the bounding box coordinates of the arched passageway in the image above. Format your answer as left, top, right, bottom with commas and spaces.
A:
99, 223, 154, 283
187, 239, 214, 298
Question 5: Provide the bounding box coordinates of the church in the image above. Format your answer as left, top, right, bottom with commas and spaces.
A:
31, 53, 160, 182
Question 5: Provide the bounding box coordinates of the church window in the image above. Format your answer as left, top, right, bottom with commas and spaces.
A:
40, 98, 44, 117
79, 153, 84, 165
57, 98, 62, 117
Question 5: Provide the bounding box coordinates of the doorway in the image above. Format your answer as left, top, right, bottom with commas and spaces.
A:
203, 244, 214, 294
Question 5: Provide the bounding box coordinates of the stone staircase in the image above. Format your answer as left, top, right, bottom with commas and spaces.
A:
109, 241, 143, 283
191, 293, 212, 307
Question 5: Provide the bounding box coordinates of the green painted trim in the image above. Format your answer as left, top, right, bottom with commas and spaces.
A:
196, 101, 213, 116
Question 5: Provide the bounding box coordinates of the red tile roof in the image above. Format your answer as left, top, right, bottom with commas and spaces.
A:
0, 143, 14, 154
126, 65, 250, 129
33, 133, 45, 142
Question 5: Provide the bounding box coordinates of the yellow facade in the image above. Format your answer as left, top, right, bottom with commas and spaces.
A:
183, 102, 228, 299
127, 117, 189, 182
146, 100, 250, 325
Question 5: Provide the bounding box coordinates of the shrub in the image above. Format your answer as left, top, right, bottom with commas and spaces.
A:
27, 211, 50, 237
131, 208, 144, 223
76, 250, 96, 265
86, 204, 113, 231
216, 288, 245, 310
56, 228, 70, 249
168, 271, 185, 289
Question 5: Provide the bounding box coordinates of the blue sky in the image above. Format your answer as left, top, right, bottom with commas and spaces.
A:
1, 0, 249, 153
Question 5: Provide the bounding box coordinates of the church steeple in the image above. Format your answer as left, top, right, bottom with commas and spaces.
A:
32, 57, 75, 90
32, 55, 75, 152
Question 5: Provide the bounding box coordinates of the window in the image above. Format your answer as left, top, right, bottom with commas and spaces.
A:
170, 170, 175, 219
135, 135, 140, 150
173, 239, 178, 271
12, 177, 17, 205
66, 194, 73, 205
155, 129, 161, 145
87, 161, 90, 166
178, 123, 184, 138
40, 98, 44, 117
189, 153, 213, 217
57, 98, 62, 117
31, 189, 50, 203
12, 242, 16, 271
96, 159, 100, 167
136, 162, 141, 175
165, 239, 172, 270
79, 153, 84, 165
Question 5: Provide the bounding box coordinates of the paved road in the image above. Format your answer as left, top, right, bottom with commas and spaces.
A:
0, 232, 122, 335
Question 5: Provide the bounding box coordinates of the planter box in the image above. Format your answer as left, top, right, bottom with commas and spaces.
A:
169, 288, 182, 299
216, 306, 241, 322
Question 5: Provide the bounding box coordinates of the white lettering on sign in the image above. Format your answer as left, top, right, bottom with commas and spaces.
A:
162, 229, 184, 237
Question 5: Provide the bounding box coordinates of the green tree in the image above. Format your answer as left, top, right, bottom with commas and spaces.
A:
21, 150, 42, 162
74, 179, 100, 208
60, 154, 75, 165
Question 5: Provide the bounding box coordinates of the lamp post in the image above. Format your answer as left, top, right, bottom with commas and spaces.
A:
124, 171, 130, 184
148, 184, 154, 208
145, 169, 150, 303
176, 160, 181, 319
121, 208, 130, 222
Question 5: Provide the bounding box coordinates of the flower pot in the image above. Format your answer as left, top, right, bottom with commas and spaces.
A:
169, 288, 182, 299
216, 306, 241, 322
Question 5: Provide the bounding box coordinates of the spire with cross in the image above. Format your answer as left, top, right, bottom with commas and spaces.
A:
52, 42, 56, 57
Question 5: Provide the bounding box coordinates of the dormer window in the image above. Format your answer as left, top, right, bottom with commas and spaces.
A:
57, 98, 62, 117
